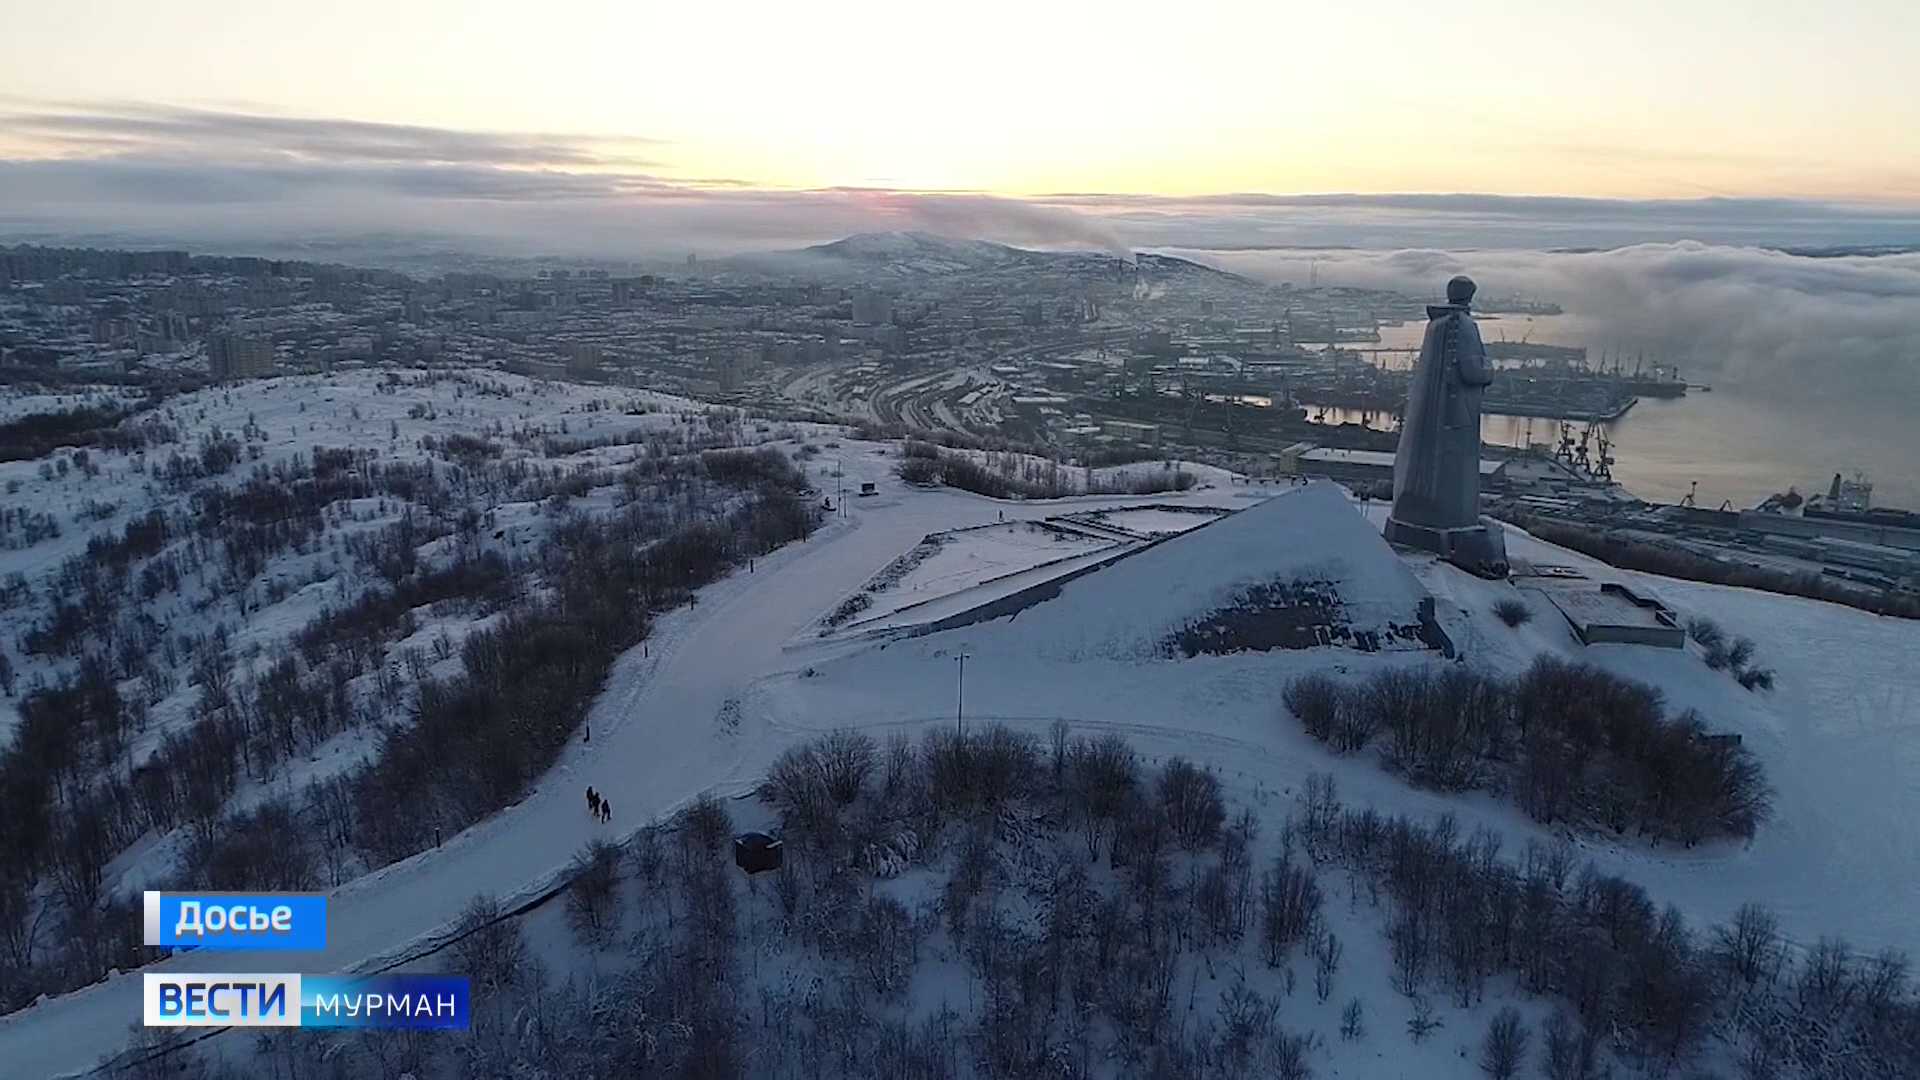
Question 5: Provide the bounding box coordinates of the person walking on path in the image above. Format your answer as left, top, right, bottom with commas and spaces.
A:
600, 798, 612, 823
587, 787, 600, 819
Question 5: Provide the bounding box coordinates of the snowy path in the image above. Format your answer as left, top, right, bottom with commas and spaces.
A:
0, 483, 1253, 1080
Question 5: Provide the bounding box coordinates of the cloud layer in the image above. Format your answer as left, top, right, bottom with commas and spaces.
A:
8, 102, 1920, 259
1180, 244, 1920, 407
2, 100, 663, 168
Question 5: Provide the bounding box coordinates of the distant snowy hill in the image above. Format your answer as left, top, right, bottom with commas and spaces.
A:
805, 231, 1029, 274
722, 230, 1250, 287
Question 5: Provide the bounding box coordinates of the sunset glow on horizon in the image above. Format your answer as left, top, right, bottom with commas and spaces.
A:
5, 0, 1918, 203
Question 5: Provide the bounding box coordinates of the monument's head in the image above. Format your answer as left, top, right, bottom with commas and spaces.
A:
1446, 275, 1477, 306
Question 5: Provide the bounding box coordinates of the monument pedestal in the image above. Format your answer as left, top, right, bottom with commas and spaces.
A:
1384, 515, 1509, 579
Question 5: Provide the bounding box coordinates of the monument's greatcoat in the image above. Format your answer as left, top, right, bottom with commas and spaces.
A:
1391, 295, 1492, 528
1384, 275, 1508, 577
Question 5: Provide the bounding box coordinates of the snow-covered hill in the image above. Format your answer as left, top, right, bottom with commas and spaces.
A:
724, 230, 1247, 287
3, 374, 1917, 1079
161, 478, 1920, 1079
0, 367, 835, 1029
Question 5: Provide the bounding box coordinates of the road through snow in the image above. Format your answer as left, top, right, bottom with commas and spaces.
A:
0, 481, 1254, 1080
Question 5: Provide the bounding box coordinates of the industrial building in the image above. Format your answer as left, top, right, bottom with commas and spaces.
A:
1537, 582, 1686, 648
1101, 419, 1161, 446
1739, 508, 1920, 555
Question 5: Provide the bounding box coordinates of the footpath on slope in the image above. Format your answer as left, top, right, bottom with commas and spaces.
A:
0, 484, 1250, 1080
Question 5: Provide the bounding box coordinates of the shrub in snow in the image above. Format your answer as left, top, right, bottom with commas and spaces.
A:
863, 828, 919, 879
1727, 635, 1757, 669
1492, 597, 1533, 627
1287, 657, 1771, 846
1283, 672, 1348, 745
894, 456, 940, 487
1686, 618, 1775, 690
1686, 616, 1726, 649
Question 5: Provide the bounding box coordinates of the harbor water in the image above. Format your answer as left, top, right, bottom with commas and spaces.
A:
1339, 316, 1920, 510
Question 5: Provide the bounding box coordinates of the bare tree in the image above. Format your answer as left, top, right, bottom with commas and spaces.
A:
1193, 863, 1240, 948
854, 894, 917, 1002
816, 729, 877, 806
1159, 757, 1225, 850
1313, 929, 1343, 1002
1340, 996, 1366, 1041
1711, 903, 1785, 996
1259, 857, 1322, 966
676, 793, 733, 860
882, 731, 917, 801
1542, 1012, 1603, 1080
565, 840, 622, 947
449, 893, 532, 992
763, 743, 831, 833
1068, 734, 1138, 862
1481, 1005, 1530, 1080
1407, 995, 1442, 1043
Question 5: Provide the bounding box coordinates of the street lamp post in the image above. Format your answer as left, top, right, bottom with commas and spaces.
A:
955, 651, 970, 737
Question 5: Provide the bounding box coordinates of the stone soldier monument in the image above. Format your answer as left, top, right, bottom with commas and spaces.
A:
1383, 275, 1509, 577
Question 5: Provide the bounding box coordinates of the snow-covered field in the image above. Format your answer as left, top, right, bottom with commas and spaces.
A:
818, 503, 1229, 639
895, 523, 1109, 596
2, 370, 1917, 1078
1079, 505, 1228, 537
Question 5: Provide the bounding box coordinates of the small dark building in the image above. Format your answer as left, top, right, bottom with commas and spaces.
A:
733, 832, 784, 874
1692, 731, 1744, 749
